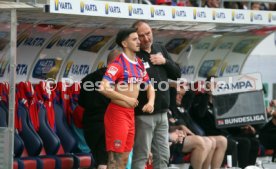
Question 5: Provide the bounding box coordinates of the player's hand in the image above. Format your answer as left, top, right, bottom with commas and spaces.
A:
142, 102, 154, 113
147, 152, 153, 165
125, 97, 139, 108
177, 130, 186, 144
150, 52, 166, 65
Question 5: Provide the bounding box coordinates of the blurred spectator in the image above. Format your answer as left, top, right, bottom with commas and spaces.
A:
227, 124, 260, 167
168, 85, 227, 169
251, 2, 261, 10
177, 0, 198, 7
235, 1, 249, 10
205, 0, 220, 8
169, 126, 214, 169
269, 3, 276, 11
224, 2, 240, 9
156, 0, 173, 5
259, 100, 276, 154
155, 0, 198, 6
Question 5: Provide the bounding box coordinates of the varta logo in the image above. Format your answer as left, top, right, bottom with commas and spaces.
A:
105, 3, 121, 15
235, 13, 244, 20
181, 65, 194, 75
172, 8, 186, 18
55, 0, 72, 10
23, 37, 45, 47
213, 11, 226, 20
80, 1, 97, 13
16, 64, 28, 75
128, 5, 144, 16
253, 14, 263, 21
251, 13, 263, 21
225, 64, 239, 74
232, 11, 245, 21
56, 39, 76, 48
151, 7, 165, 17
133, 7, 144, 15
55, 0, 59, 10
150, 7, 155, 17
176, 10, 186, 17
71, 64, 89, 75
268, 13, 276, 22
193, 9, 206, 19
155, 9, 165, 16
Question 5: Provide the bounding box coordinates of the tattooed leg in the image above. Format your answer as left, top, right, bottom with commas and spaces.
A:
107, 152, 130, 169
107, 152, 122, 169
122, 152, 130, 167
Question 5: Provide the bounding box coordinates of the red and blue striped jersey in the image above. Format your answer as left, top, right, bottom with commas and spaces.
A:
103, 53, 150, 85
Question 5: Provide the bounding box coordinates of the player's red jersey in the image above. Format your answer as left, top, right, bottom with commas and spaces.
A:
103, 53, 150, 85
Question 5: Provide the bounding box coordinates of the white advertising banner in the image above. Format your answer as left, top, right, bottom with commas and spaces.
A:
29, 27, 92, 83
16, 24, 64, 82
197, 35, 245, 79
180, 35, 219, 81
50, 0, 276, 25
213, 73, 263, 95
61, 28, 117, 81
219, 35, 263, 77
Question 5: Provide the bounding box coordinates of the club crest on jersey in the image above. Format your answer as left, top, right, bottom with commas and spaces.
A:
114, 140, 122, 148
107, 66, 118, 76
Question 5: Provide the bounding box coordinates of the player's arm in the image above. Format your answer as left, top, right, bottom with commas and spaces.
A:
99, 63, 138, 108
141, 70, 155, 113
99, 79, 138, 108
99, 78, 126, 101
142, 84, 155, 113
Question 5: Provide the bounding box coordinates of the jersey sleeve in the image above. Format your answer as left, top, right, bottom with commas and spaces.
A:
103, 63, 122, 84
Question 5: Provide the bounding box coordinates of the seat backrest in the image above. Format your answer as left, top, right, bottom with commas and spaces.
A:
0, 93, 24, 158
16, 82, 43, 156
35, 81, 56, 130
0, 101, 7, 127
0, 82, 9, 127
14, 131, 24, 158
0, 100, 25, 159
17, 101, 43, 156
54, 83, 77, 153
37, 102, 61, 155
54, 100, 77, 153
